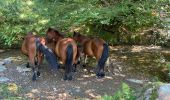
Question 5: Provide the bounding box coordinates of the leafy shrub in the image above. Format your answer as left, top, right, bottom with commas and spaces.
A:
0, 83, 23, 99
0, 0, 168, 48
102, 83, 136, 100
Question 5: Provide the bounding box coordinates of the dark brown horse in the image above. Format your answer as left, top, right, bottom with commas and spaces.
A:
73, 32, 109, 78
21, 32, 45, 81
46, 28, 78, 80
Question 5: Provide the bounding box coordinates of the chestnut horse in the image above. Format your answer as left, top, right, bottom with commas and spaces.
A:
46, 28, 78, 80
21, 32, 45, 81
73, 32, 109, 78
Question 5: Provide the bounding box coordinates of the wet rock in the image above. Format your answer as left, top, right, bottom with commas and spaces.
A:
158, 84, 170, 100
0, 77, 9, 83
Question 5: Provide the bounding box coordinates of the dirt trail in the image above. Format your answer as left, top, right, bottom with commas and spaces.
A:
0, 46, 167, 99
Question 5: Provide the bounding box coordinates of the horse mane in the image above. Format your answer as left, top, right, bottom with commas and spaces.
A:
47, 27, 64, 37
74, 31, 89, 39
73, 31, 82, 37
27, 32, 33, 35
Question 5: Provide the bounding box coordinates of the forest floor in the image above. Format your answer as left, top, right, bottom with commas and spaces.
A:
0, 45, 169, 99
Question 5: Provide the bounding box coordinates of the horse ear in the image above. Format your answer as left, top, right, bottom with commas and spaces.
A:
47, 27, 52, 32
73, 31, 80, 37
22, 37, 25, 40
73, 31, 77, 37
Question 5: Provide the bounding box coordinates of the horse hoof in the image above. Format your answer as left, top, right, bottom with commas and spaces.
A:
73, 66, 76, 72
32, 73, 36, 81
96, 72, 105, 78
63, 75, 72, 80
82, 64, 86, 67
96, 73, 100, 77
58, 65, 60, 69
67, 76, 72, 80
34, 61, 38, 65
63, 75, 67, 80
73, 69, 76, 72
100, 72, 105, 78
37, 71, 41, 77
77, 61, 81, 65
26, 63, 30, 68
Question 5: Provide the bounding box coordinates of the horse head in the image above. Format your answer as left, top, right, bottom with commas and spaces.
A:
46, 28, 63, 43
73, 31, 82, 41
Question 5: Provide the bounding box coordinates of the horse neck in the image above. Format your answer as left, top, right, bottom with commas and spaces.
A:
54, 35, 63, 43
46, 41, 56, 52
78, 36, 90, 45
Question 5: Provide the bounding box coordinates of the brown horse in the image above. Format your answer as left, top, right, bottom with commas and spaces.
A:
21, 32, 45, 81
73, 32, 109, 78
46, 28, 78, 80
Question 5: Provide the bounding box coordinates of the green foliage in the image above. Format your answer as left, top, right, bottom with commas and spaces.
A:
0, 83, 23, 99
138, 82, 163, 100
102, 83, 136, 100
0, 0, 168, 48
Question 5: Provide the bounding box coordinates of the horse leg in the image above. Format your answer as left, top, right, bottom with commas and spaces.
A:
26, 62, 30, 68
95, 56, 105, 78
29, 58, 37, 81
96, 43, 109, 78
73, 55, 80, 72
82, 55, 87, 67
73, 49, 81, 72
73, 64, 77, 72
28, 50, 38, 81
36, 52, 43, 77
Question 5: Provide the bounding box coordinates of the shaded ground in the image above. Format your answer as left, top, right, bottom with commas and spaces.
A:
0, 45, 169, 99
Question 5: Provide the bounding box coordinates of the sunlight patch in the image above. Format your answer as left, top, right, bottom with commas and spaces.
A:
8, 83, 18, 93
31, 89, 40, 93
38, 19, 49, 25
26, 1, 33, 6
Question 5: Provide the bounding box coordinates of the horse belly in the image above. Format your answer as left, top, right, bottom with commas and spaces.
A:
72, 43, 78, 64
21, 41, 28, 55
55, 43, 60, 57
84, 47, 93, 57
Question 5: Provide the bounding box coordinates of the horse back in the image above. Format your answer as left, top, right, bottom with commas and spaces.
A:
82, 38, 104, 57
21, 35, 39, 56
55, 38, 77, 64
91, 38, 106, 60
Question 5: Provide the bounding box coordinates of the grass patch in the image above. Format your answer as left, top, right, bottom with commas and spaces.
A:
0, 83, 24, 99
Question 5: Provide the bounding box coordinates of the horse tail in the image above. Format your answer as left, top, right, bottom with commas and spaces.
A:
65, 44, 73, 74
98, 43, 109, 68
35, 38, 59, 69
